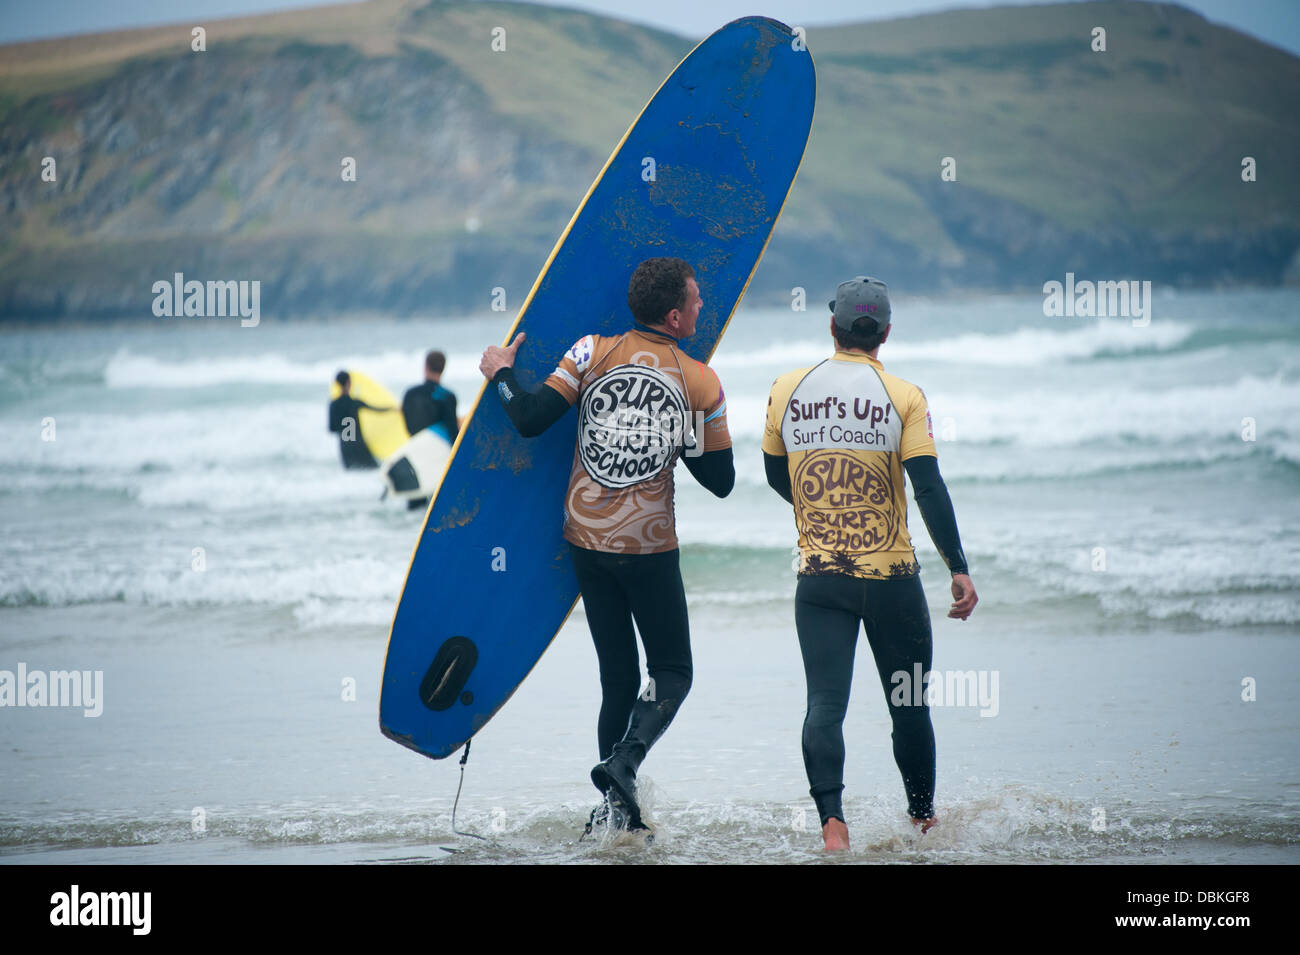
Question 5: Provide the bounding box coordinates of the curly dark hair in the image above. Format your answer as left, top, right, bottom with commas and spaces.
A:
831, 315, 888, 352
627, 257, 695, 326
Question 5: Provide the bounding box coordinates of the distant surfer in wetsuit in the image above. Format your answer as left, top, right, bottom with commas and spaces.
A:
762, 276, 978, 851
329, 370, 388, 469
403, 350, 459, 440
478, 257, 734, 834
402, 351, 459, 510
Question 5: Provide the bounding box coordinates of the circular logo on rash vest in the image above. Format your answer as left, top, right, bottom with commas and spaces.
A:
792, 450, 898, 554
578, 364, 689, 489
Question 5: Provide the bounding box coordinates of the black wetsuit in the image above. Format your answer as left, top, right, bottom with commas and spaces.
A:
402, 381, 459, 442
329, 394, 381, 469
766, 451, 968, 824
568, 546, 694, 760
401, 381, 458, 508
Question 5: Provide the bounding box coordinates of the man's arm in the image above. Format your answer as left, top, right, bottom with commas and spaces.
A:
679, 363, 734, 497
903, 455, 966, 574
401, 388, 428, 434
480, 333, 573, 438
328, 398, 349, 433
760, 376, 793, 503
902, 453, 977, 620
442, 391, 460, 439
682, 447, 734, 498
763, 451, 793, 504
401, 388, 418, 434
492, 367, 570, 437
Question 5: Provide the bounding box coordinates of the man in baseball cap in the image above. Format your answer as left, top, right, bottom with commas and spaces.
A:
763, 275, 977, 850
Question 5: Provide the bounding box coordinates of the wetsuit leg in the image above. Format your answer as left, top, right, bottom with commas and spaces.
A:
859, 575, 936, 820
794, 574, 862, 826
340, 435, 378, 469
570, 545, 693, 770
617, 548, 693, 708
569, 545, 642, 761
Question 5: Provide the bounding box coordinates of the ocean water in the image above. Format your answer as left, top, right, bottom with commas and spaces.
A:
1, 289, 1298, 864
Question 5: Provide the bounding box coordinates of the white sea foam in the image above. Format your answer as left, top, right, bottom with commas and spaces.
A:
3, 782, 1286, 863
102, 347, 483, 394
0, 551, 407, 616
711, 318, 1197, 370
974, 526, 1300, 627
92, 318, 1199, 395
721, 373, 1300, 446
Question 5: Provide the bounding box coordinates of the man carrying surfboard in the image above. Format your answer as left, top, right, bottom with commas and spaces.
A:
402, 350, 459, 443
402, 351, 459, 510
329, 370, 391, 469
762, 277, 977, 851
479, 257, 734, 833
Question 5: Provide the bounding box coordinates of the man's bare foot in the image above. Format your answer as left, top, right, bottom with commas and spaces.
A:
822, 817, 849, 851
911, 815, 938, 834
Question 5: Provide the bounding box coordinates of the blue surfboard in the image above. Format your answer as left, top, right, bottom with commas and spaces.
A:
381, 16, 816, 760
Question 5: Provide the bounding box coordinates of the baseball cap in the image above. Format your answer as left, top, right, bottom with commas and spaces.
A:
829, 276, 891, 332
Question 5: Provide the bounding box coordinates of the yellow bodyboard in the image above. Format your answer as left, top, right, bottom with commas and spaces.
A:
330, 370, 408, 461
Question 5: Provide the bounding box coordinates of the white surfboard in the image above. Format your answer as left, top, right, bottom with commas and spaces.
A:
381, 428, 453, 501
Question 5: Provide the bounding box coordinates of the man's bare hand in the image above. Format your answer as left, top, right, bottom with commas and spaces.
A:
480, 333, 526, 380
948, 573, 977, 620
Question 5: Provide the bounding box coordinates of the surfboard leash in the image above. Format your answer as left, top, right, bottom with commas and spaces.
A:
579, 804, 600, 843
578, 795, 611, 843
450, 739, 487, 841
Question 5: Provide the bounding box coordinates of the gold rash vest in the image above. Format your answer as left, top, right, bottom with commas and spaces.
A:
763, 350, 937, 578
544, 326, 731, 554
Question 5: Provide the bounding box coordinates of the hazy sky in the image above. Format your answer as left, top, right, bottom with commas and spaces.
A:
2, 0, 1298, 55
